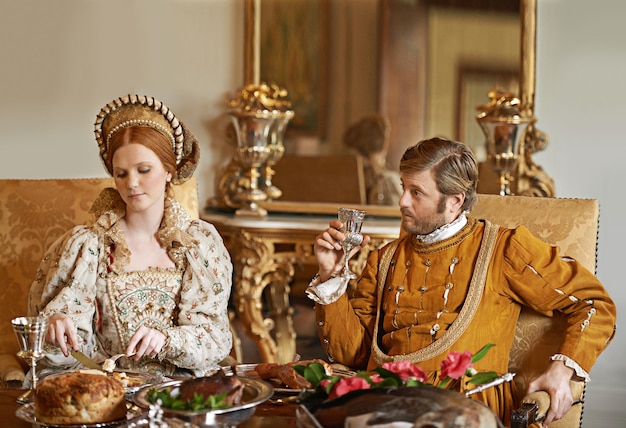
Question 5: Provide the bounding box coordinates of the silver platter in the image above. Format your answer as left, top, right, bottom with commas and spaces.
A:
132, 377, 274, 427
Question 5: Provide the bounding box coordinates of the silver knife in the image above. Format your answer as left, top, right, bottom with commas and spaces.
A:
465, 372, 516, 397
70, 350, 103, 371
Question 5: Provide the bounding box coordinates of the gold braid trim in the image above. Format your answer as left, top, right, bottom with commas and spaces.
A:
371, 220, 500, 364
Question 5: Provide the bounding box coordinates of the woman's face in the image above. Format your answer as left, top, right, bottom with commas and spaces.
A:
112, 143, 172, 214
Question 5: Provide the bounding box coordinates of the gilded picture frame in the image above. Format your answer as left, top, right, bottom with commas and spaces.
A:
259, 0, 329, 138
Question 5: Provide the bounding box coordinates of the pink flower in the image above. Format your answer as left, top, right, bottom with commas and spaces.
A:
319, 379, 332, 388
329, 376, 371, 399
381, 360, 428, 383
440, 351, 473, 379
369, 373, 384, 384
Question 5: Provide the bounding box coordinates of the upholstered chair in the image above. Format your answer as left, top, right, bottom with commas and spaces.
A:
470, 194, 599, 428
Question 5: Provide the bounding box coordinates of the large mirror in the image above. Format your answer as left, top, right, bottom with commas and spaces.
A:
242, 0, 554, 207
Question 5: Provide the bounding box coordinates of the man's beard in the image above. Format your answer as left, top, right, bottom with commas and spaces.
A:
401, 197, 448, 236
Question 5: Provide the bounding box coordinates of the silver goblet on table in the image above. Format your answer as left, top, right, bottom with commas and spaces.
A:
11, 316, 48, 404
338, 208, 366, 279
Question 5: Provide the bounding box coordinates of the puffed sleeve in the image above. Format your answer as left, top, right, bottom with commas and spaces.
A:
28, 226, 101, 367
159, 220, 233, 374
314, 244, 386, 369
499, 225, 616, 373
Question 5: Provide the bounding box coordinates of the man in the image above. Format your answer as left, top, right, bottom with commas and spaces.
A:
307, 137, 616, 425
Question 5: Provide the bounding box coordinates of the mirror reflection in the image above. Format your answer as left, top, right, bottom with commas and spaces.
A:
258, 0, 520, 174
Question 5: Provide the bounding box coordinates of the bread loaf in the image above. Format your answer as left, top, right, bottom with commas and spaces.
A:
34, 372, 127, 424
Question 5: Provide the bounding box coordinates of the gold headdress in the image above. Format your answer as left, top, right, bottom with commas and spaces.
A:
94, 94, 200, 184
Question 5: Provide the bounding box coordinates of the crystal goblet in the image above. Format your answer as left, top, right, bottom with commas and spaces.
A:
338, 208, 366, 279
11, 316, 48, 404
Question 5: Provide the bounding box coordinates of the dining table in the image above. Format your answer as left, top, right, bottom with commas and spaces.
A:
0, 389, 302, 427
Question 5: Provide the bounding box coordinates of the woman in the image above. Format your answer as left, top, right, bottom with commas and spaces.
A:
28, 94, 233, 378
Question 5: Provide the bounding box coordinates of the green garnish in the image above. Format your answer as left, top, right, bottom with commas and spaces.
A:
146, 387, 228, 411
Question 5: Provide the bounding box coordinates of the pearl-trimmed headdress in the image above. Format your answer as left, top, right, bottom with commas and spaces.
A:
94, 94, 199, 184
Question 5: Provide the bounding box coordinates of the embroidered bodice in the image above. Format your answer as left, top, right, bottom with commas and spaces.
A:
103, 268, 182, 352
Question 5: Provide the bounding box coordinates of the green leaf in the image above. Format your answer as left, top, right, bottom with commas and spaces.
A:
170, 399, 188, 410
293, 362, 330, 388
471, 343, 495, 364
373, 377, 402, 388
303, 363, 327, 385
207, 393, 228, 410
146, 386, 228, 411
468, 371, 499, 385
293, 364, 307, 376
322, 377, 340, 394
404, 379, 425, 388
373, 367, 402, 384
438, 376, 451, 389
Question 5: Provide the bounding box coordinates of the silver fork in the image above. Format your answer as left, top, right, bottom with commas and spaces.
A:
103, 352, 136, 372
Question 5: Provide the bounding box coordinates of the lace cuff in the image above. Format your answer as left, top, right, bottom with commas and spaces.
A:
305, 273, 350, 305
157, 333, 175, 361
550, 354, 590, 382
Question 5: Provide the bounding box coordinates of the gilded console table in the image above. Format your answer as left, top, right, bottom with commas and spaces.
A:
202, 207, 400, 363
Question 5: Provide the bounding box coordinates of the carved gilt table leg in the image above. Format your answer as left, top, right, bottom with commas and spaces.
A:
230, 229, 297, 363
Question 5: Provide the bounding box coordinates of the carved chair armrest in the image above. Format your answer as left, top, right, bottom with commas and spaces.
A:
0, 353, 26, 390
511, 380, 585, 428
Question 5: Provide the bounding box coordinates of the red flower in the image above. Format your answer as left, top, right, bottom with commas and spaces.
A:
329, 376, 371, 399
369, 373, 385, 384
319, 379, 332, 389
440, 351, 473, 379
381, 360, 428, 383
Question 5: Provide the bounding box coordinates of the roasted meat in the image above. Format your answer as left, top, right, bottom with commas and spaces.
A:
177, 370, 244, 406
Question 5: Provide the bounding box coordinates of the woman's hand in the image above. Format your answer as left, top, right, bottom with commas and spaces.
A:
126, 326, 167, 359
314, 219, 370, 281
46, 313, 79, 357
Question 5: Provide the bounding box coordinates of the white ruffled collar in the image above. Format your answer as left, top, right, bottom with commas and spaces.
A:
415, 211, 468, 244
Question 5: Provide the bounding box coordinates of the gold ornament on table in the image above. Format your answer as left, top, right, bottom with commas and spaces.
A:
263, 109, 294, 200
210, 82, 294, 216
476, 88, 532, 196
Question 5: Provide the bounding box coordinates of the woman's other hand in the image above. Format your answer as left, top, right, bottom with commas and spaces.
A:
46, 313, 79, 357
126, 326, 167, 359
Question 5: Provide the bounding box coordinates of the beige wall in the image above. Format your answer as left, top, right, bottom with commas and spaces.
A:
0, 0, 624, 425
536, 1, 625, 425
0, 0, 243, 209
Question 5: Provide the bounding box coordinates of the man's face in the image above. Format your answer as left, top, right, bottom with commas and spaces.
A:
398, 169, 459, 236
